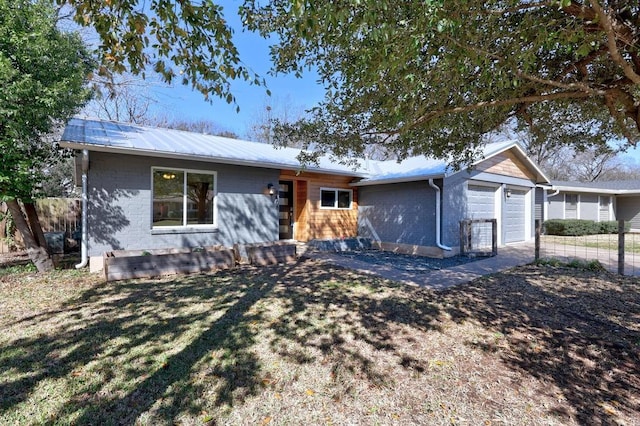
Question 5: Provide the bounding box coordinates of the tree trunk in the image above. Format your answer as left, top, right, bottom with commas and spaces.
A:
24, 202, 49, 253
6, 199, 54, 273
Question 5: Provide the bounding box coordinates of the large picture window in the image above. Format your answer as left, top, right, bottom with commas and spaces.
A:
152, 168, 216, 228
320, 188, 352, 209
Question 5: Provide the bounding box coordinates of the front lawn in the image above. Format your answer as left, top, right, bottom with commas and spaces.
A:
1, 259, 638, 425
542, 233, 640, 253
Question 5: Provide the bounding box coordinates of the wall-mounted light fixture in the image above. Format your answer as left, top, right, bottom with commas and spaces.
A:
267, 183, 275, 196
506, 188, 512, 198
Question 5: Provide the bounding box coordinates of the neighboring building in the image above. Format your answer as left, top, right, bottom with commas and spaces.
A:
71, 118, 640, 272
540, 181, 640, 231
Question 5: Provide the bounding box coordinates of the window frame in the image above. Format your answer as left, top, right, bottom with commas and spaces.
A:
319, 187, 353, 210
599, 195, 612, 221
151, 167, 218, 230
564, 193, 579, 219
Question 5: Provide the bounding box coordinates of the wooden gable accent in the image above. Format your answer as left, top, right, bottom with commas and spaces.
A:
280, 169, 358, 241
475, 150, 536, 181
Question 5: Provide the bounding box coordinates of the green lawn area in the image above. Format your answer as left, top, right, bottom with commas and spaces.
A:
1, 259, 638, 425
542, 233, 640, 253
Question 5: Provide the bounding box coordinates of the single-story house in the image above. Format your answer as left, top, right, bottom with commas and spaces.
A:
61, 118, 553, 271
538, 180, 640, 231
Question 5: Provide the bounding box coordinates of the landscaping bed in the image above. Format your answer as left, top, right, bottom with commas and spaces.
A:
334, 249, 482, 273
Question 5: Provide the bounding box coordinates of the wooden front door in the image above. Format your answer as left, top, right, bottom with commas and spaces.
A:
279, 180, 294, 240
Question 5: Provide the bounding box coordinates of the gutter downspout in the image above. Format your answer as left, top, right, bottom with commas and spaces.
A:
428, 179, 452, 251
75, 149, 89, 269
547, 189, 560, 198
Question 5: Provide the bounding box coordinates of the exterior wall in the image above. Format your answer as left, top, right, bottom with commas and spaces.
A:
280, 169, 358, 241
580, 194, 599, 221
357, 181, 437, 247
535, 187, 544, 221
546, 191, 607, 221
86, 151, 279, 257
442, 173, 469, 249
616, 196, 640, 230
547, 192, 564, 219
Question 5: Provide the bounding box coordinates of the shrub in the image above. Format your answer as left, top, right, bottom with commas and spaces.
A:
544, 219, 599, 236
544, 219, 630, 236
598, 221, 631, 234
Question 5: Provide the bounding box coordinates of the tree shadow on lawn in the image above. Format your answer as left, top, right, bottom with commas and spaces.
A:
1, 260, 638, 424
440, 265, 640, 424
0, 259, 445, 424
0, 265, 283, 423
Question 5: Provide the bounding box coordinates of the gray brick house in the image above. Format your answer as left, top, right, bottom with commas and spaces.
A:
61, 118, 587, 271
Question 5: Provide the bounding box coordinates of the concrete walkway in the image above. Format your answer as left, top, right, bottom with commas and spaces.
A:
305, 242, 536, 290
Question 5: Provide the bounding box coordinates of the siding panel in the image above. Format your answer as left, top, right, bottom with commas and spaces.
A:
358, 181, 436, 246
617, 196, 640, 230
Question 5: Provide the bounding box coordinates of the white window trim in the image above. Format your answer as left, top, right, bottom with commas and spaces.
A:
319, 187, 353, 210
151, 167, 218, 230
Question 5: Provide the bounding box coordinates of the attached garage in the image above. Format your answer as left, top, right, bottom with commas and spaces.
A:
466, 184, 497, 249
504, 189, 526, 243
467, 185, 496, 219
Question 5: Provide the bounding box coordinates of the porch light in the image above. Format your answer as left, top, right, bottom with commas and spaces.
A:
506, 188, 512, 198
267, 183, 275, 195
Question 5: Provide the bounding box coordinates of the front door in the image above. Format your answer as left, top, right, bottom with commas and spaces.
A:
279, 180, 294, 240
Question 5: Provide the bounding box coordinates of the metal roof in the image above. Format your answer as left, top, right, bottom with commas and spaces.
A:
61, 118, 552, 185
60, 118, 368, 177
550, 180, 640, 195
353, 139, 551, 186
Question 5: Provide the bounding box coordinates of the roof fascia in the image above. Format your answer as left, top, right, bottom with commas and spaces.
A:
59, 141, 368, 178
350, 174, 445, 186
550, 184, 640, 195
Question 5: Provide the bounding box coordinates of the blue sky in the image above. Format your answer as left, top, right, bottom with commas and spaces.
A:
147, 0, 325, 138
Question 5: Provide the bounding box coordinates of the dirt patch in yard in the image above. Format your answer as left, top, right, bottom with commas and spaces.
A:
0, 259, 638, 425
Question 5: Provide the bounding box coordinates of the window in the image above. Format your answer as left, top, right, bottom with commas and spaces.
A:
152, 168, 216, 227
599, 196, 611, 221
565, 194, 578, 219
320, 188, 352, 209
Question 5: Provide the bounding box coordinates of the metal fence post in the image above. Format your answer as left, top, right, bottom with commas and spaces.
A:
618, 219, 625, 275
491, 218, 498, 256
535, 219, 541, 261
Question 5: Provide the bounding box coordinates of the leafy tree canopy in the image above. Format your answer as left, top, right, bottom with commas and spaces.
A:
241, 0, 640, 166
0, 0, 94, 201
60, 0, 267, 107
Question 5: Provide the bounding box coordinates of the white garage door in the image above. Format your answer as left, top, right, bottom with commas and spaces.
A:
467, 185, 495, 219
467, 185, 496, 248
504, 189, 526, 243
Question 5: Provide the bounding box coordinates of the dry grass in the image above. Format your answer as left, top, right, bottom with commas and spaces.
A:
0, 259, 638, 425
541, 234, 640, 253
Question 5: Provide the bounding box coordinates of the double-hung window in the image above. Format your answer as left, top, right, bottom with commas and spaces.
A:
320, 188, 352, 209
152, 168, 216, 228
